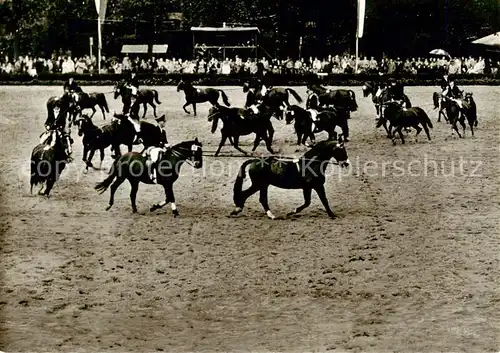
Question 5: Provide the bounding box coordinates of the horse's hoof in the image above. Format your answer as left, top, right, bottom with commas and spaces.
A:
329, 214, 337, 219
150, 204, 160, 212
344, 138, 350, 142
286, 211, 296, 217
172, 210, 179, 217
105, 205, 112, 211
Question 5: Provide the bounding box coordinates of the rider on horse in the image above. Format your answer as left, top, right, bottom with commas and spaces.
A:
144, 114, 171, 183
40, 106, 74, 159
441, 74, 463, 108
388, 78, 405, 104
125, 71, 139, 104
63, 77, 83, 94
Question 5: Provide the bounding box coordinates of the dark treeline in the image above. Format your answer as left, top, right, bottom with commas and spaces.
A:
0, 0, 498, 59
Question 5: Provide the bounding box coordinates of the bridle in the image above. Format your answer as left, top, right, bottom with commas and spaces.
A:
170, 144, 202, 167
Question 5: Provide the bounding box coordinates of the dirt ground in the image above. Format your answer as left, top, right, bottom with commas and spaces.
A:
0, 85, 498, 352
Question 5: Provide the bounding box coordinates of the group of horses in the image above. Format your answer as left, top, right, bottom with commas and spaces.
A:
361, 80, 478, 144
28, 77, 478, 219
29, 79, 352, 219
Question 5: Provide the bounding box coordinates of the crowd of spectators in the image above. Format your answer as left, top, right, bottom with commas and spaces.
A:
1, 53, 498, 77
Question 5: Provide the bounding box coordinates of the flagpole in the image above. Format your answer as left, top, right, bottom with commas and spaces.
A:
97, 17, 102, 74
355, 33, 359, 73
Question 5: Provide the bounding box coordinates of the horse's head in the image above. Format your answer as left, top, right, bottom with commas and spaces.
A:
242, 82, 250, 93
464, 92, 473, 103
175, 138, 203, 169
176, 80, 185, 92
362, 82, 374, 97
381, 101, 401, 120
208, 106, 221, 134
75, 114, 91, 136
311, 138, 350, 169
332, 135, 350, 168
52, 127, 72, 157
285, 105, 300, 125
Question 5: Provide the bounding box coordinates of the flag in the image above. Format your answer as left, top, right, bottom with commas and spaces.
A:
357, 0, 366, 38
95, 0, 108, 19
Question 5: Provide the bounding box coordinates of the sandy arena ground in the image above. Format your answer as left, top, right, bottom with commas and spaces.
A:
0, 85, 499, 352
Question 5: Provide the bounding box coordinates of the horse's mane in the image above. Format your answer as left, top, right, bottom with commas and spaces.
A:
301, 140, 338, 160
173, 139, 202, 151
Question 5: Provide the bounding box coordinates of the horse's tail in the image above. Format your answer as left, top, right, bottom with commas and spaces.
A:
432, 92, 440, 109
218, 90, 231, 106
153, 90, 162, 104
233, 159, 255, 206
404, 94, 412, 108
97, 93, 109, 113
416, 107, 433, 129
286, 88, 303, 103
348, 90, 358, 111
94, 158, 119, 194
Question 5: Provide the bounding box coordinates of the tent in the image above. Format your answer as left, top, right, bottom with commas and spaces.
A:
471, 31, 500, 47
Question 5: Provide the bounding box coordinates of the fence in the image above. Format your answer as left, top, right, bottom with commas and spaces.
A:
0, 72, 499, 86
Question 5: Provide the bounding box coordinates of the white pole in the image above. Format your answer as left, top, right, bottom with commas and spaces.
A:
97, 17, 102, 74
89, 37, 93, 63
355, 36, 359, 73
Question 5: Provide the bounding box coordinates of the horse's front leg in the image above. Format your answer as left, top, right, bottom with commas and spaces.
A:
142, 103, 147, 119
192, 103, 197, 117
99, 148, 105, 169
90, 107, 96, 119
267, 123, 275, 143
87, 148, 97, 169
383, 121, 392, 138
314, 184, 336, 219
215, 135, 228, 156
82, 144, 89, 163
182, 102, 191, 114
151, 183, 179, 217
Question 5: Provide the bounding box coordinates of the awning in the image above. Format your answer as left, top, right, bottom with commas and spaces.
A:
121, 44, 148, 54
472, 31, 500, 47
191, 27, 260, 33
151, 44, 168, 53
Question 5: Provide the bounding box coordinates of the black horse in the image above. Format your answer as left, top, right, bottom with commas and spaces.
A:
230, 138, 350, 219
71, 91, 110, 120
463, 92, 478, 130
30, 128, 72, 197
208, 105, 275, 156
440, 96, 473, 138
243, 81, 303, 120
306, 84, 358, 113
111, 113, 168, 151
285, 105, 349, 146
362, 81, 412, 119
114, 80, 162, 118
380, 102, 433, 144
94, 139, 203, 216
76, 114, 122, 171
177, 80, 230, 116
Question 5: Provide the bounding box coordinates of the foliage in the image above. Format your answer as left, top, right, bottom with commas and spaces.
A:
0, 0, 498, 58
